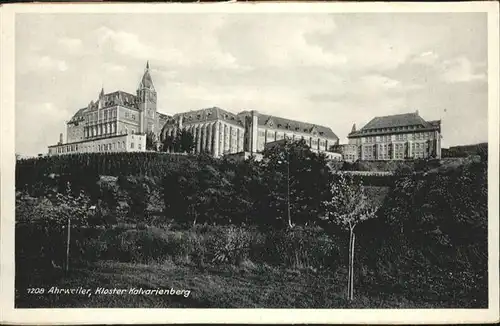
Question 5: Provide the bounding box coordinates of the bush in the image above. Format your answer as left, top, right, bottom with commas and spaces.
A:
204, 226, 253, 265
358, 159, 488, 307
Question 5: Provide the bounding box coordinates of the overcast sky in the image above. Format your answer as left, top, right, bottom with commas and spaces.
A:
15, 12, 488, 155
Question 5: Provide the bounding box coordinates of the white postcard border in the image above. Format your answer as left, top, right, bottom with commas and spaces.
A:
1, 2, 499, 324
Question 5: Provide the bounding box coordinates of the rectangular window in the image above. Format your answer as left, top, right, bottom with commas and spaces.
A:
131, 142, 134, 149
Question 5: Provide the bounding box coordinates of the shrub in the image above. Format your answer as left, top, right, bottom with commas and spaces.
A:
204, 226, 252, 265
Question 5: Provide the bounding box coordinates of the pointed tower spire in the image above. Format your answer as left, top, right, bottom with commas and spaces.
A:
138, 61, 155, 91
99, 87, 104, 98
351, 123, 356, 133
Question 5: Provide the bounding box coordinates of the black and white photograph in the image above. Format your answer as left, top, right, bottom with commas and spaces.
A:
1, 2, 499, 324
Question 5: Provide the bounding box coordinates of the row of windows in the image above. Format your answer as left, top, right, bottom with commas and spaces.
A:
395, 133, 433, 141
54, 139, 144, 154
363, 142, 428, 150
259, 130, 331, 145
86, 108, 117, 122
394, 143, 405, 151
85, 123, 117, 138
85, 125, 138, 138
378, 154, 390, 160
56, 144, 79, 153
361, 124, 434, 134
364, 132, 434, 143
412, 143, 427, 150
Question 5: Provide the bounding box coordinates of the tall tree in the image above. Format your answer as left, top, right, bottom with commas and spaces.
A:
162, 134, 175, 152
146, 131, 158, 151
178, 129, 195, 153
262, 138, 331, 228
321, 172, 378, 301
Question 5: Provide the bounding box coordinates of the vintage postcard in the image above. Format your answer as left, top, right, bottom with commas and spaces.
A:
1, 1, 499, 324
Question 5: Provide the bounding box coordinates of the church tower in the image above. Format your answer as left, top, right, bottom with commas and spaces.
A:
137, 61, 157, 134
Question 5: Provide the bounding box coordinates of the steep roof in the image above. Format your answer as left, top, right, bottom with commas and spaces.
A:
238, 111, 338, 140
428, 120, 441, 129
67, 108, 87, 124
161, 108, 338, 139
349, 112, 441, 137
104, 91, 138, 107
165, 107, 244, 127
85, 90, 138, 111
362, 112, 430, 130
157, 112, 172, 119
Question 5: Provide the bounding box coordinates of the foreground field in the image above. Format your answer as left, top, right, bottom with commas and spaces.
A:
17, 260, 441, 309
15, 152, 488, 309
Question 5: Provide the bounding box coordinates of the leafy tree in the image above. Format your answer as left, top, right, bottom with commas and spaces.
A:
366, 159, 488, 304
117, 176, 150, 222
146, 131, 158, 151
51, 182, 91, 271
196, 164, 234, 225
162, 134, 175, 153
162, 129, 195, 153
262, 138, 332, 228
163, 159, 201, 226
178, 129, 195, 153
321, 172, 378, 301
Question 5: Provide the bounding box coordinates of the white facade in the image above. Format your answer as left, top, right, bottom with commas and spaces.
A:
48, 134, 146, 156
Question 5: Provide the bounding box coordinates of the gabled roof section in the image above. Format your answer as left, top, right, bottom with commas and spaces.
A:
264, 117, 276, 128
172, 107, 243, 127
248, 112, 338, 139
348, 112, 441, 137
428, 120, 441, 129
104, 91, 138, 108
67, 108, 87, 124
85, 90, 138, 111
157, 112, 172, 120
362, 112, 430, 130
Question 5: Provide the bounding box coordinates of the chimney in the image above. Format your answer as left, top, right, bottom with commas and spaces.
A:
415, 110, 419, 115
58, 133, 63, 145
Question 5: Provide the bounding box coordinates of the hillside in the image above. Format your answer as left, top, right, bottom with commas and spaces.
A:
442, 142, 487, 158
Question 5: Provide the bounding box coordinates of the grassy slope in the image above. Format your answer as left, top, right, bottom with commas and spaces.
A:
16, 260, 438, 309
